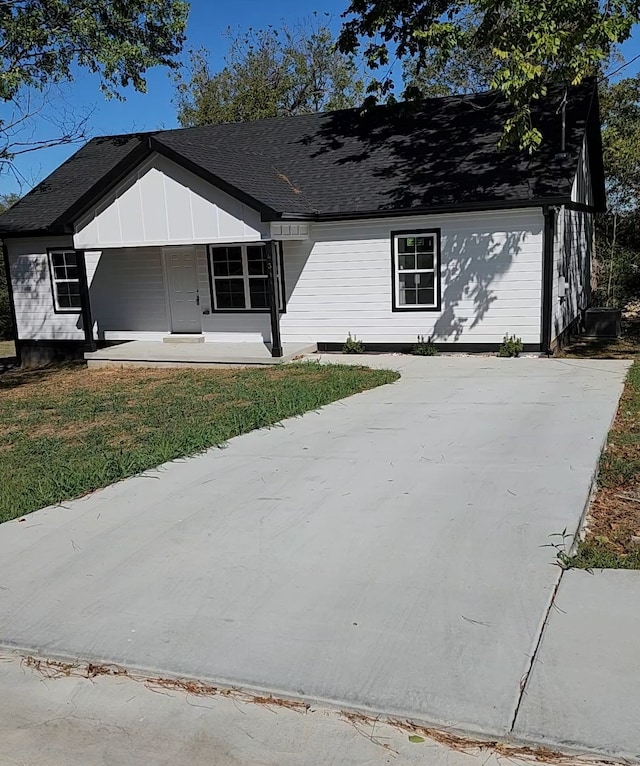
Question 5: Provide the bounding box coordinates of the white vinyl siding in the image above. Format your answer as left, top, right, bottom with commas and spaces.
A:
551, 207, 593, 343
87, 247, 169, 341
9, 209, 543, 348
6, 236, 84, 341
280, 209, 544, 345
74, 152, 269, 249
551, 136, 594, 343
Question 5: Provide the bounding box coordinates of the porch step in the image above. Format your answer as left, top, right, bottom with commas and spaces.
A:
162, 334, 205, 344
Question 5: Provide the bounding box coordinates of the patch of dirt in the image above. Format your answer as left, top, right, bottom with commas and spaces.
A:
27, 415, 118, 441
0, 365, 240, 400
585, 487, 640, 554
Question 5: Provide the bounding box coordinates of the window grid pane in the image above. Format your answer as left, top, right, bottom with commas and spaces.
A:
211, 246, 243, 276
209, 244, 279, 311
214, 278, 246, 309
395, 234, 438, 308
249, 277, 270, 309
51, 251, 81, 310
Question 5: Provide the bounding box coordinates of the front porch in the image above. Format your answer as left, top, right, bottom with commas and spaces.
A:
84, 340, 317, 369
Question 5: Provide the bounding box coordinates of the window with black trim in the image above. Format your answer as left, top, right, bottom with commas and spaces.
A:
50, 250, 81, 310
392, 231, 440, 309
208, 244, 282, 311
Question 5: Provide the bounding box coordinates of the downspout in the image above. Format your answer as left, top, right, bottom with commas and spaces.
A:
541, 205, 556, 355
1, 239, 22, 367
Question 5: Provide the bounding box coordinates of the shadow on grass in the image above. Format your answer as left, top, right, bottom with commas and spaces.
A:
0, 361, 84, 389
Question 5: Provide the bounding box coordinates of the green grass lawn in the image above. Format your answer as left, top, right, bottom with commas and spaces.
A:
563, 355, 640, 570
0, 361, 399, 523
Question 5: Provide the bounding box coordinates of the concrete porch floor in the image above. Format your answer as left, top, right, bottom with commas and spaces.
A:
85, 341, 317, 368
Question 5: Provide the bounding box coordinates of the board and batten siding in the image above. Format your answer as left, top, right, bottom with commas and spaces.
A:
5, 235, 84, 341
73, 152, 270, 249
280, 209, 544, 345
551, 136, 594, 343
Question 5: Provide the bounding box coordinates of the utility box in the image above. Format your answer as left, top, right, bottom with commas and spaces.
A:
583, 307, 622, 338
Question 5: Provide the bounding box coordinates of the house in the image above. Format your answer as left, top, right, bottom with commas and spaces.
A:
0, 82, 604, 366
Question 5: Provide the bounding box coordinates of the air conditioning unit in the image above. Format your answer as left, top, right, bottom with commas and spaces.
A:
583, 307, 621, 338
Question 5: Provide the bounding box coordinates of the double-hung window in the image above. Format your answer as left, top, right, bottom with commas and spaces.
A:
392, 231, 440, 310
49, 250, 82, 311
208, 244, 282, 311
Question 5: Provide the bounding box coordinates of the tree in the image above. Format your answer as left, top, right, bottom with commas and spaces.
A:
175, 18, 365, 127
401, 9, 496, 97
0, 193, 19, 340
600, 74, 640, 212
0, 0, 188, 177
338, 0, 640, 149
591, 75, 640, 306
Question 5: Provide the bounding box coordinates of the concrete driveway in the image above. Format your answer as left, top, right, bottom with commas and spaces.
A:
0, 355, 628, 739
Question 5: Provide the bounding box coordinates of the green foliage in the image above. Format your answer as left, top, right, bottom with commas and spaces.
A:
411, 335, 438, 356
401, 9, 496, 98
0, 0, 188, 167
498, 334, 524, 357
0, 363, 399, 521
591, 76, 640, 308
600, 74, 640, 212
338, 0, 640, 150
342, 333, 366, 354
570, 539, 640, 570
594, 211, 640, 307
175, 17, 365, 127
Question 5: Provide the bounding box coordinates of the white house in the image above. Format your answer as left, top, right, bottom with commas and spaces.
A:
0, 82, 604, 366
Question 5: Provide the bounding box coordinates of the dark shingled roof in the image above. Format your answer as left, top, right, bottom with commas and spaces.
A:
0, 82, 604, 235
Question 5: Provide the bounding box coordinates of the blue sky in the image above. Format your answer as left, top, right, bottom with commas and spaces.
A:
3, 0, 640, 197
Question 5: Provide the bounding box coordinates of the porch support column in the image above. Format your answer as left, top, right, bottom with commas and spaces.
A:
77, 250, 96, 352
265, 240, 283, 358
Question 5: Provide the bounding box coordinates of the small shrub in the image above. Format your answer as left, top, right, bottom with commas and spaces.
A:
498, 334, 524, 357
411, 335, 438, 356
342, 333, 365, 354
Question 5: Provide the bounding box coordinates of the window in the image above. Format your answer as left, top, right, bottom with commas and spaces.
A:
49, 250, 81, 310
392, 231, 440, 310
208, 244, 282, 311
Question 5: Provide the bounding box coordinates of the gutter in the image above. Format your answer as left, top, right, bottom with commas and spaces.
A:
267, 196, 577, 223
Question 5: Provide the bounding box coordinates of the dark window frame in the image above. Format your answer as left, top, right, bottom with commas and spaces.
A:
48, 248, 83, 314
207, 242, 286, 314
390, 228, 442, 312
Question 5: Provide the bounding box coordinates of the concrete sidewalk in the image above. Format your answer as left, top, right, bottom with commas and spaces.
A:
1, 651, 600, 766
513, 569, 640, 760
0, 355, 631, 757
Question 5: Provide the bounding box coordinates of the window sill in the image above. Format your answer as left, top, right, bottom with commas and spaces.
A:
208, 309, 286, 315
392, 305, 441, 312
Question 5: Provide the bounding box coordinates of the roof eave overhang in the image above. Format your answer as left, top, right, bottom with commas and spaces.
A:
267, 196, 579, 223
39, 135, 281, 235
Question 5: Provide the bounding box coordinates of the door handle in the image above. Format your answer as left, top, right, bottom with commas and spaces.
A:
196, 289, 200, 306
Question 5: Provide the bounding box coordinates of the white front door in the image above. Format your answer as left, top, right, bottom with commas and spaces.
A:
165, 247, 202, 333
